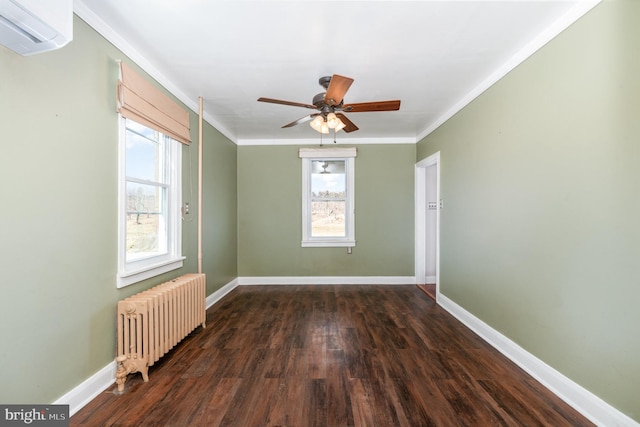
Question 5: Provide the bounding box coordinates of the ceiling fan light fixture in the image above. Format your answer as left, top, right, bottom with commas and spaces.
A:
309, 115, 324, 132
326, 112, 339, 128
310, 115, 330, 134
325, 112, 346, 132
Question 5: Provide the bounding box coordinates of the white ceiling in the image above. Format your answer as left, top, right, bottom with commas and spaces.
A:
75, 0, 598, 145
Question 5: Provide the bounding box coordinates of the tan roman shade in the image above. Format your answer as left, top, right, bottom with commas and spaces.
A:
117, 61, 191, 145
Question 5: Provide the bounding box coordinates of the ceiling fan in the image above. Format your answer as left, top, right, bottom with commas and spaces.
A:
257, 74, 400, 133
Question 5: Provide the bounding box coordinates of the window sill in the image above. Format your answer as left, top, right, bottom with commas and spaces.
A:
301, 240, 356, 248
117, 256, 185, 288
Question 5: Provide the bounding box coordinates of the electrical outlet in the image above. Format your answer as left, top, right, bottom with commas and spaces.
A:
184, 202, 190, 215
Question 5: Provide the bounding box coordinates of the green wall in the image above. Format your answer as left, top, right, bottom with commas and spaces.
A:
238, 144, 415, 277
417, 0, 639, 420
202, 123, 238, 287
0, 16, 237, 404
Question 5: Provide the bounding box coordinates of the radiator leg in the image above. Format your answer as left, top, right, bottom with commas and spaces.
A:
115, 355, 136, 392
115, 356, 150, 392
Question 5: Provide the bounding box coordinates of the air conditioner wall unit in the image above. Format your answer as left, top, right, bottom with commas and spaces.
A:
0, 0, 72, 56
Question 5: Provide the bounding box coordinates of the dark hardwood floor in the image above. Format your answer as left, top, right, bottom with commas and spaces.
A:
71, 285, 593, 426
417, 284, 436, 301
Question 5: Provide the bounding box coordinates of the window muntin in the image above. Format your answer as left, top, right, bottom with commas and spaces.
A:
118, 117, 183, 287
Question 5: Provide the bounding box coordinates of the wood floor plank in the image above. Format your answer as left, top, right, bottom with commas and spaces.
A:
70, 285, 595, 427
192, 378, 242, 426
347, 379, 376, 427
326, 349, 354, 427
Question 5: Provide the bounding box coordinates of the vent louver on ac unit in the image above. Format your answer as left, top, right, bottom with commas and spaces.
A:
0, 0, 72, 56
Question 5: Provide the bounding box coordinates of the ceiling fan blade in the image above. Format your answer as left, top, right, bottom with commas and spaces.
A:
324, 74, 354, 106
336, 113, 359, 133
282, 114, 319, 128
343, 100, 401, 112
257, 97, 316, 109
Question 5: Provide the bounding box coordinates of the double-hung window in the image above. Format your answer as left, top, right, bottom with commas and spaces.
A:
117, 117, 183, 287
300, 147, 356, 247
115, 61, 189, 288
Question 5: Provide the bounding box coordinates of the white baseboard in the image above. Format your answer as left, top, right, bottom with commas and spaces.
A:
53, 361, 117, 417
206, 278, 239, 309
237, 276, 417, 285
437, 293, 638, 427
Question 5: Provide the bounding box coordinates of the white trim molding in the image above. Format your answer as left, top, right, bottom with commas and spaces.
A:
238, 276, 416, 286
416, 0, 601, 142
53, 361, 117, 417
437, 293, 639, 427
237, 137, 417, 146
73, 1, 237, 144
76, 0, 600, 148
298, 146, 357, 158
206, 278, 239, 309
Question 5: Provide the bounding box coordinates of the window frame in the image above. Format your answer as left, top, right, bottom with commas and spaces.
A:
300, 147, 356, 248
117, 115, 184, 288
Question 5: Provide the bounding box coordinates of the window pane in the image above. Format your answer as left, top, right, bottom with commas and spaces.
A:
311, 160, 345, 199
312, 200, 346, 237
126, 119, 157, 139
125, 125, 163, 182
126, 181, 166, 260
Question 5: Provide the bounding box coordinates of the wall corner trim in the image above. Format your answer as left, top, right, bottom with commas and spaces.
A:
437, 294, 639, 427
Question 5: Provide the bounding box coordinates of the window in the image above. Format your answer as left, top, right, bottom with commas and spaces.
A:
300, 147, 356, 247
117, 117, 183, 287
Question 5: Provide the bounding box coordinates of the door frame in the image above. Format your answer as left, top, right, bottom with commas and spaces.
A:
415, 151, 440, 297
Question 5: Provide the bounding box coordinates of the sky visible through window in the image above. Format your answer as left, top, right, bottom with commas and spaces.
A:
311, 160, 345, 195
125, 119, 161, 182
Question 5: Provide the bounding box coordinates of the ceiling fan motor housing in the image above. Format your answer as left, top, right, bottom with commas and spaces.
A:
312, 93, 336, 116
312, 92, 326, 108
318, 76, 332, 89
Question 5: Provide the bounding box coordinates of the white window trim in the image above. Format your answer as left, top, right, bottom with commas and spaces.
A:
299, 147, 356, 248
117, 115, 184, 288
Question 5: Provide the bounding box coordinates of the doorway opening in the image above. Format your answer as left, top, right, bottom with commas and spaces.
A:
415, 152, 440, 301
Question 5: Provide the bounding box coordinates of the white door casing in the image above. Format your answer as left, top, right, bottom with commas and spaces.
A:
415, 152, 440, 296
